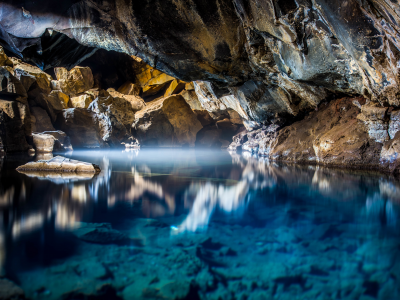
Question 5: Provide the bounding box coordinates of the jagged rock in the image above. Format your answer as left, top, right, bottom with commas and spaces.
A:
30, 107, 55, 132
89, 90, 135, 146
0, 100, 30, 152
270, 98, 383, 168
357, 104, 389, 143
32, 131, 72, 153
0, 66, 28, 101
0, 46, 13, 67
180, 90, 203, 110
106, 88, 145, 111
164, 79, 186, 98
54, 66, 94, 96
0, 279, 25, 300
117, 81, 141, 96
55, 108, 106, 149
380, 132, 400, 173
133, 95, 203, 147
389, 110, 400, 140
70, 93, 94, 108
228, 130, 248, 152
16, 156, 101, 174
12, 59, 52, 96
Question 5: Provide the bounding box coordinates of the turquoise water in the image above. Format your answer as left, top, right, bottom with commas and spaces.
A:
0, 149, 400, 300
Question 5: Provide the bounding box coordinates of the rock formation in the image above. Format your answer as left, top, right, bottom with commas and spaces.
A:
16, 156, 101, 174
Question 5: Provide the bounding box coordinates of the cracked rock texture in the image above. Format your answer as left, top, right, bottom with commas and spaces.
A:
1, 0, 400, 122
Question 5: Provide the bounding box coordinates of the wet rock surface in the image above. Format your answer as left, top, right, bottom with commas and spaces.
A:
16, 156, 101, 174
0, 279, 25, 300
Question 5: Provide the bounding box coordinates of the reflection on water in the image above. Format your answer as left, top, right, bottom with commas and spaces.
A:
0, 149, 400, 299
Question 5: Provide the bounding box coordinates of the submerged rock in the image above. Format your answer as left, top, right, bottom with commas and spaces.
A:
70, 222, 143, 245
16, 156, 101, 174
0, 279, 25, 300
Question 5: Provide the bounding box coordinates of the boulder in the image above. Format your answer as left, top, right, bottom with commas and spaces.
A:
32, 131, 72, 153
16, 156, 101, 174
70, 93, 94, 108
133, 95, 203, 147
0, 100, 30, 152
106, 88, 145, 111
0, 279, 25, 300
13, 59, 52, 96
89, 90, 136, 146
55, 108, 106, 149
30, 107, 55, 132
54, 66, 94, 96
117, 81, 141, 96
30, 90, 69, 122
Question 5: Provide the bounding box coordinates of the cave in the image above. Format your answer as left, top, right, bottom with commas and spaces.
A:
0, 1, 400, 299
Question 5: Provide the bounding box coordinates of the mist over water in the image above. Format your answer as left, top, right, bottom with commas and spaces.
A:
1, 149, 399, 299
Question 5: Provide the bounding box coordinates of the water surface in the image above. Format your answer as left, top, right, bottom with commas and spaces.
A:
0, 149, 399, 299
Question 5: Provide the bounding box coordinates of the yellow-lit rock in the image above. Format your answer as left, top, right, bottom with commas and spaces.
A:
70, 93, 94, 109
54, 66, 94, 96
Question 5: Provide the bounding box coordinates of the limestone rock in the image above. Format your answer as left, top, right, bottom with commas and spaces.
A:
16, 156, 101, 174
54, 66, 94, 96
70, 93, 94, 109
55, 108, 106, 149
117, 81, 141, 96
133, 95, 203, 147
0, 279, 25, 300
30, 107, 55, 132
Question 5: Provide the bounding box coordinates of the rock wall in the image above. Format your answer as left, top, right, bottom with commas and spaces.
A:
228, 96, 400, 173
0, 45, 242, 152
